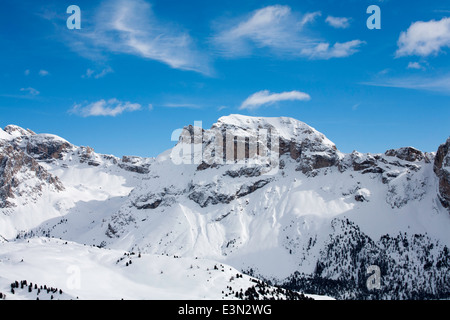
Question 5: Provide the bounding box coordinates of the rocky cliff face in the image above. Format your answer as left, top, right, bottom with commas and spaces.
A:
175, 115, 340, 176
434, 138, 450, 210
0, 128, 65, 208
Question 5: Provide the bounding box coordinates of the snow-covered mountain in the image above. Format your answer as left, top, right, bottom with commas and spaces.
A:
0, 114, 449, 300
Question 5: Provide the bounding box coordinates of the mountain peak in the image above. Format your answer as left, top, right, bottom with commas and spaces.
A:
214, 114, 336, 149
3, 125, 35, 138
216, 114, 311, 131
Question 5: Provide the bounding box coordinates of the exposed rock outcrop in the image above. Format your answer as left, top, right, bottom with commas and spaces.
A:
434, 138, 450, 209
0, 142, 64, 208
385, 147, 424, 162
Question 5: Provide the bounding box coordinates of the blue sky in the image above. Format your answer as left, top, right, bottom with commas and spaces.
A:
0, 0, 449, 157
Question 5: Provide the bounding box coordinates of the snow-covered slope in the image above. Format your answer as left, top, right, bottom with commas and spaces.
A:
1, 115, 449, 300
0, 238, 314, 300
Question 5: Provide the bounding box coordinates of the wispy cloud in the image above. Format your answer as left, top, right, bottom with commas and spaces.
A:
59, 0, 210, 74
70, 98, 142, 117
407, 62, 425, 70
213, 5, 309, 57
217, 105, 228, 111
213, 5, 363, 60
301, 40, 365, 59
82, 69, 95, 78
325, 16, 351, 29
378, 69, 391, 75
239, 90, 311, 110
20, 87, 40, 96
162, 103, 202, 109
432, 9, 450, 14
362, 74, 450, 94
39, 69, 49, 76
396, 17, 450, 57
82, 67, 114, 79
24, 69, 30, 76
299, 11, 322, 27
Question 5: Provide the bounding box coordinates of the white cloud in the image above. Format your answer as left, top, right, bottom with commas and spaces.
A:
82, 67, 113, 79
95, 67, 113, 79
214, 5, 304, 56
217, 105, 228, 111
213, 5, 362, 59
301, 40, 365, 59
239, 90, 311, 110
70, 98, 142, 117
70, 0, 210, 74
396, 17, 450, 57
24, 70, 30, 76
407, 62, 424, 70
325, 16, 351, 29
20, 87, 40, 96
352, 103, 360, 111
378, 69, 390, 75
39, 69, 49, 76
162, 103, 201, 109
299, 11, 322, 27
83, 69, 95, 78
362, 74, 450, 94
